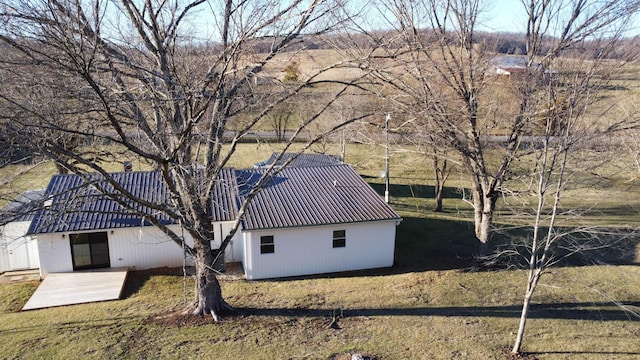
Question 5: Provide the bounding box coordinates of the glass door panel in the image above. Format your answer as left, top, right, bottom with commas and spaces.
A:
70, 232, 110, 270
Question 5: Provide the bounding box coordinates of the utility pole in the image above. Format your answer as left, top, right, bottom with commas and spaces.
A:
385, 113, 390, 203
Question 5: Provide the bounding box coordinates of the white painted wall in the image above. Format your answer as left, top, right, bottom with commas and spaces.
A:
0, 221, 40, 272
107, 225, 194, 271
211, 221, 243, 263
35, 223, 246, 277
243, 221, 397, 280
35, 233, 73, 277
36, 225, 195, 277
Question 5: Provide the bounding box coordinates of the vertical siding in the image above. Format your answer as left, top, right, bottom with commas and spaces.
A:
0, 221, 40, 272
244, 221, 396, 280
36, 233, 74, 277
0, 226, 8, 272
37, 225, 196, 277
211, 221, 243, 262
108, 226, 194, 270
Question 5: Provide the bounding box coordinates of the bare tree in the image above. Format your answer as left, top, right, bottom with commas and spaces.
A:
269, 106, 295, 142
366, 0, 640, 255
429, 135, 452, 212
477, 0, 640, 354
0, 0, 364, 320
507, 55, 640, 354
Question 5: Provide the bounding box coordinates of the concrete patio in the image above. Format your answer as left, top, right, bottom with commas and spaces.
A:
22, 268, 128, 311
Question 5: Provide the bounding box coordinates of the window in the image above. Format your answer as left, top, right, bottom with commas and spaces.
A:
260, 235, 275, 254
69, 232, 110, 270
332, 230, 346, 248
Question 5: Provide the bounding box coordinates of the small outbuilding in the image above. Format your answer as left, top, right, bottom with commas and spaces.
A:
490, 55, 556, 80
0, 189, 44, 272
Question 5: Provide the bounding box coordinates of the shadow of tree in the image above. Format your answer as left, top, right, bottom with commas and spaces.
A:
121, 267, 185, 299
368, 182, 462, 200
237, 301, 640, 321
490, 226, 640, 268
393, 216, 477, 271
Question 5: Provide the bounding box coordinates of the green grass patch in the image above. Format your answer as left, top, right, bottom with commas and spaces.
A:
2, 265, 639, 359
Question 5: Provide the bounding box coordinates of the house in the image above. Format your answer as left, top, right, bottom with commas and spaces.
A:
0, 189, 45, 272
27, 169, 241, 278
237, 164, 400, 279
27, 156, 401, 280
490, 55, 555, 78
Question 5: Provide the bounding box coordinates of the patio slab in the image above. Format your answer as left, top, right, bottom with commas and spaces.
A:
22, 268, 128, 311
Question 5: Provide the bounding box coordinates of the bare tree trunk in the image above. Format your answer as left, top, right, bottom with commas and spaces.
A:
433, 182, 444, 212
513, 289, 533, 353
432, 148, 450, 213
468, 171, 495, 256
513, 270, 541, 354
191, 249, 234, 321
475, 203, 493, 256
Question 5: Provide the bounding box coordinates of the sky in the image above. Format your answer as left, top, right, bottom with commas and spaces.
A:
479, 0, 527, 33
479, 0, 640, 35
138, 0, 640, 42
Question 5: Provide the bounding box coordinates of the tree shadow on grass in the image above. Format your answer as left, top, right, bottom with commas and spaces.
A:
121, 267, 185, 299
393, 216, 478, 271
532, 351, 640, 357
368, 182, 463, 200
237, 301, 640, 322
0, 315, 146, 335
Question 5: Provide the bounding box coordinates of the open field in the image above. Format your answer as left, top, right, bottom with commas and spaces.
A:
1, 44, 640, 353
1, 142, 640, 359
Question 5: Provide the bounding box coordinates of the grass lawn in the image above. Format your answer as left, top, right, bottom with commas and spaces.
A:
1, 262, 639, 359
1, 143, 640, 359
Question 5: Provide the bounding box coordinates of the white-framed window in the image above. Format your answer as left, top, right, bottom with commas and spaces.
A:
260, 235, 275, 254
332, 230, 346, 248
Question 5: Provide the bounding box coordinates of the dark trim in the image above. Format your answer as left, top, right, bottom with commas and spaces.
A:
69, 231, 111, 270
260, 235, 275, 254
332, 229, 346, 248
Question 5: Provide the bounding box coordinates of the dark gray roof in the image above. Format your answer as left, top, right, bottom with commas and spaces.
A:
28, 169, 238, 234
237, 165, 401, 230
28, 162, 401, 234
254, 152, 342, 169
1, 189, 46, 225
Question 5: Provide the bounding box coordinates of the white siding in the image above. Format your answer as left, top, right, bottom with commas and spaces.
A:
243, 221, 397, 280
35, 233, 73, 277
0, 228, 6, 272
107, 225, 194, 271
211, 222, 243, 263
36, 225, 195, 277
0, 221, 40, 272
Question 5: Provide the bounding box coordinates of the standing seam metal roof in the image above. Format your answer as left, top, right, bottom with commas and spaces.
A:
254, 152, 343, 168
1, 189, 46, 224
28, 169, 238, 234
237, 165, 401, 230
27, 156, 401, 234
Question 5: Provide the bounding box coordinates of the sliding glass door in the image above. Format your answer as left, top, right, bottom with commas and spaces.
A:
69, 232, 110, 270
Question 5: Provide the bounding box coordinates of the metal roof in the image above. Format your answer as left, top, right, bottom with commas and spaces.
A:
491, 55, 555, 74
254, 152, 343, 169
28, 161, 401, 234
28, 169, 238, 234
237, 165, 401, 230
1, 189, 46, 224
